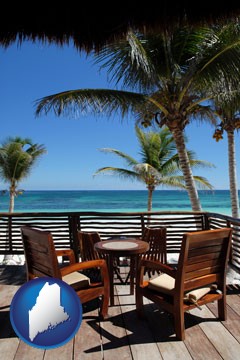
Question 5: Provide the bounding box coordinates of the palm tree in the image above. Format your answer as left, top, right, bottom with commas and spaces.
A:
94, 126, 214, 211
0, 136, 47, 212
213, 108, 240, 218
35, 24, 240, 211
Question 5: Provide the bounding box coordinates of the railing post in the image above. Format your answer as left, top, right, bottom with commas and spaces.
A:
203, 213, 210, 230
140, 214, 145, 236
226, 219, 233, 264
8, 214, 12, 253
69, 214, 80, 262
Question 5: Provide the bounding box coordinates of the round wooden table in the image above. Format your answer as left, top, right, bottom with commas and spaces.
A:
94, 238, 149, 306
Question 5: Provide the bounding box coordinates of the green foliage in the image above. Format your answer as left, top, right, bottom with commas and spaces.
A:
0, 136, 47, 212
34, 22, 240, 211
94, 126, 214, 210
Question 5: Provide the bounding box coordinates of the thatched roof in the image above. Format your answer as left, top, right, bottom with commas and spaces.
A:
1, 3, 240, 52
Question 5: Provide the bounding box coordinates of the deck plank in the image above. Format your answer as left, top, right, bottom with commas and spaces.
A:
116, 284, 163, 360
0, 338, 20, 360
0, 284, 20, 360
118, 279, 194, 360
44, 339, 74, 360
74, 301, 103, 360
0, 285, 19, 337
190, 306, 240, 360
101, 286, 133, 360
206, 296, 240, 343
14, 341, 45, 360
143, 304, 193, 360
157, 341, 192, 360
184, 323, 222, 360
225, 294, 240, 316
1, 265, 240, 360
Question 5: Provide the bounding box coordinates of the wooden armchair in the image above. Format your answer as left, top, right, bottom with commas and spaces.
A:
78, 230, 124, 284
141, 226, 167, 276
123, 226, 167, 284
20, 226, 110, 319
78, 230, 102, 262
136, 228, 232, 340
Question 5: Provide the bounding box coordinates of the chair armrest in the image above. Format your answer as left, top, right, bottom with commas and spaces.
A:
61, 259, 108, 277
61, 259, 109, 286
139, 259, 176, 277
56, 249, 76, 265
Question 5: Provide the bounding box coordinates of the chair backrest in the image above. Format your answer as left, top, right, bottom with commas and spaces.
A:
141, 226, 167, 263
175, 228, 232, 295
21, 226, 62, 280
78, 231, 101, 261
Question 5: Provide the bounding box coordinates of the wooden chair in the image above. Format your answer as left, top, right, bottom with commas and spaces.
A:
21, 226, 110, 319
78, 230, 124, 284
141, 226, 167, 273
136, 228, 232, 340
78, 230, 102, 261
125, 226, 167, 283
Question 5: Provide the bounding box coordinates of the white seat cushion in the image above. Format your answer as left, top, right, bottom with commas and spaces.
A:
63, 271, 90, 290
148, 273, 175, 295
148, 273, 212, 302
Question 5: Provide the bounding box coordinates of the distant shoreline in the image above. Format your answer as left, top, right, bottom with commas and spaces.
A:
17, 189, 232, 192
0, 189, 235, 215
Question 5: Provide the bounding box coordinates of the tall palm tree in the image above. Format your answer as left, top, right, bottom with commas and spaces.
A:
0, 136, 47, 212
213, 108, 240, 218
94, 126, 214, 211
35, 24, 240, 211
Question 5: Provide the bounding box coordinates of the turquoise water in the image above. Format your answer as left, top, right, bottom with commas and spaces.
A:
0, 190, 235, 215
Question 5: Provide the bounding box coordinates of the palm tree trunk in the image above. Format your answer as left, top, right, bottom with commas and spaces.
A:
171, 127, 202, 211
9, 189, 15, 213
146, 186, 154, 225
2, 187, 18, 264
227, 129, 239, 218
147, 186, 154, 212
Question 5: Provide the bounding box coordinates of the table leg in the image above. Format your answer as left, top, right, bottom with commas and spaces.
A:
108, 254, 115, 306
129, 256, 135, 295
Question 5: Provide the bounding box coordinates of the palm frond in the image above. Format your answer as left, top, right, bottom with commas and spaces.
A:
35, 89, 146, 118
189, 159, 216, 169
156, 175, 186, 189
188, 23, 240, 95
193, 176, 214, 190
94, 167, 141, 181
95, 125, 214, 193
98, 148, 138, 167
93, 31, 160, 91
0, 137, 46, 194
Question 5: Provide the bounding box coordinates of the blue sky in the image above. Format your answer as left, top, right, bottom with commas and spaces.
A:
0, 40, 238, 190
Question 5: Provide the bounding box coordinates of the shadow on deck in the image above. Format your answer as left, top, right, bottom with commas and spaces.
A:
1, 265, 240, 360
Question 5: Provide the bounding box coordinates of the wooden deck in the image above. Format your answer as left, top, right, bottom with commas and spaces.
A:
1, 264, 240, 360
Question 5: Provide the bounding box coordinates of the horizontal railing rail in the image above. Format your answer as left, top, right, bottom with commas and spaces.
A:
0, 210, 239, 271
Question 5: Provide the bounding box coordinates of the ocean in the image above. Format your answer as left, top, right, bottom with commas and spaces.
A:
0, 190, 235, 215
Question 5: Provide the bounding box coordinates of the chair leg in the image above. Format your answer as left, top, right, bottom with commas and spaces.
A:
99, 294, 109, 320
174, 308, 185, 341
136, 288, 145, 318
218, 296, 227, 320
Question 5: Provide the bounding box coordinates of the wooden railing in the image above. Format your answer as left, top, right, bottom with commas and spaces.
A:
0, 210, 239, 271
